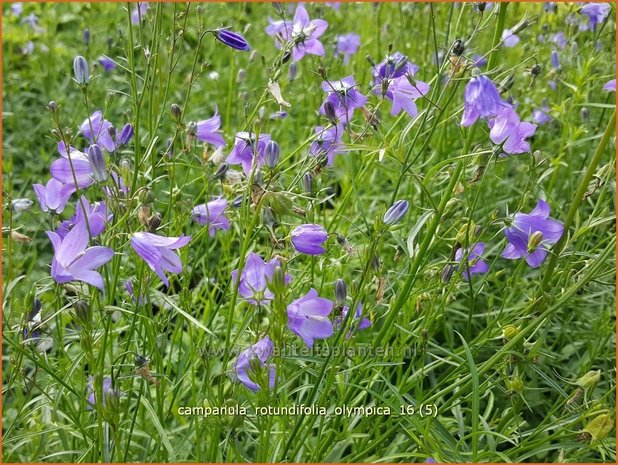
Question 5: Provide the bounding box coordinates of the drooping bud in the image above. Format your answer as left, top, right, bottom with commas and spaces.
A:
211, 162, 229, 180
335, 279, 347, 307
48, 101, 58, 113
264, 140, 280, 169
73, 55, 90, 85
236, 68, 246, 83
87, 144, 108, 182
213, 29, 251, 51
12, 198, 33, 212
383, 199, 409, 226
527, 231, 544, 253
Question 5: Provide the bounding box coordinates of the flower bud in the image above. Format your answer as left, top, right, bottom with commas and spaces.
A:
576, 370, 601, 390
87, 144, 108, 182
323, 101, 338, 123
383, 199, 409, 226
264, 140, 280, 169
83, 28, 90, 45
269, 265, 286, 294
302, 173, 314, 194
335, 279, 347, 307
550, 50, 560, 70
249, 50, 259, 62
120, 158, 132, 185
580, 107, 589, 122
139, 189, 154, 205
288, 62, 298, 81
502, 325, 519, 341
73, 300, 91, 324
12, 198, 33, 212
232, 195, 243, 208
236, 68, 246, 83
475, 2, 487, 12
441, 264, 455, 284
118, 123, 134, 146
170, 104, 182, 122
527, 231, 544, 253
507, 376, 524, 393
48, 101, 58, 113
213, 29, 251, 51
73, 55, 90, 85
211, 162, 229, 181
498, 74, 515, 93
272, 2, 285, 16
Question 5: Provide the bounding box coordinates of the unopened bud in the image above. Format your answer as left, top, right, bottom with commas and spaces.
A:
335, 279, 347, 307
73, 55, 90, 85
452, 39, 465, 56
236, 68, 246, 83
302, 173, 314, 194
383, 199, 409, 226
502, 325, 519, 341
170, 104, 182, 122
139, 189, 154, 205
264, 140, 280, 169
212, 162, 229, 180
270, 265, 285, 294
147, 212, 162, 232
87, 144, 108, 182
73, 300, 91, 324
288, 62, 298, 81
48, 101, 58, 113
441, 264, 455, 284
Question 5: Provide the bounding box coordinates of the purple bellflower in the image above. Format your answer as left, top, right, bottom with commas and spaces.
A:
291, 223, 328, 255
461, 75, 508, 126
130, 232, 191, 287
226, 132, 272, 176
335, 302, 371, 337
335, 33, 360, 64
603, 79, 616, 92
310, 125, 344, 166
196, 112, 226, 147
80, 110, 117, 152
33, 178, 74, 214
191, 197, 230, 237
131, 2, 149, 24
472, 54, 487, 68
533, 101, 552, 125
489, 107, 537, 155
501, 28, 520, 47
98, 56, 116, 72
502, 199, 564, 268
265, 17, 290, 49
374, 52, 419, 80
234, 336, 276, 392
47, 220, 114, 289
580, 3, 611, 31
287, 288, 334, 348
289, 5, 328, 62
50, 142, 95, 190
231, 252, 291, 305
454, 243, 489, 281
87, 376, 121, 408
319, 75, 367, 123
56, 196, 112, 239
